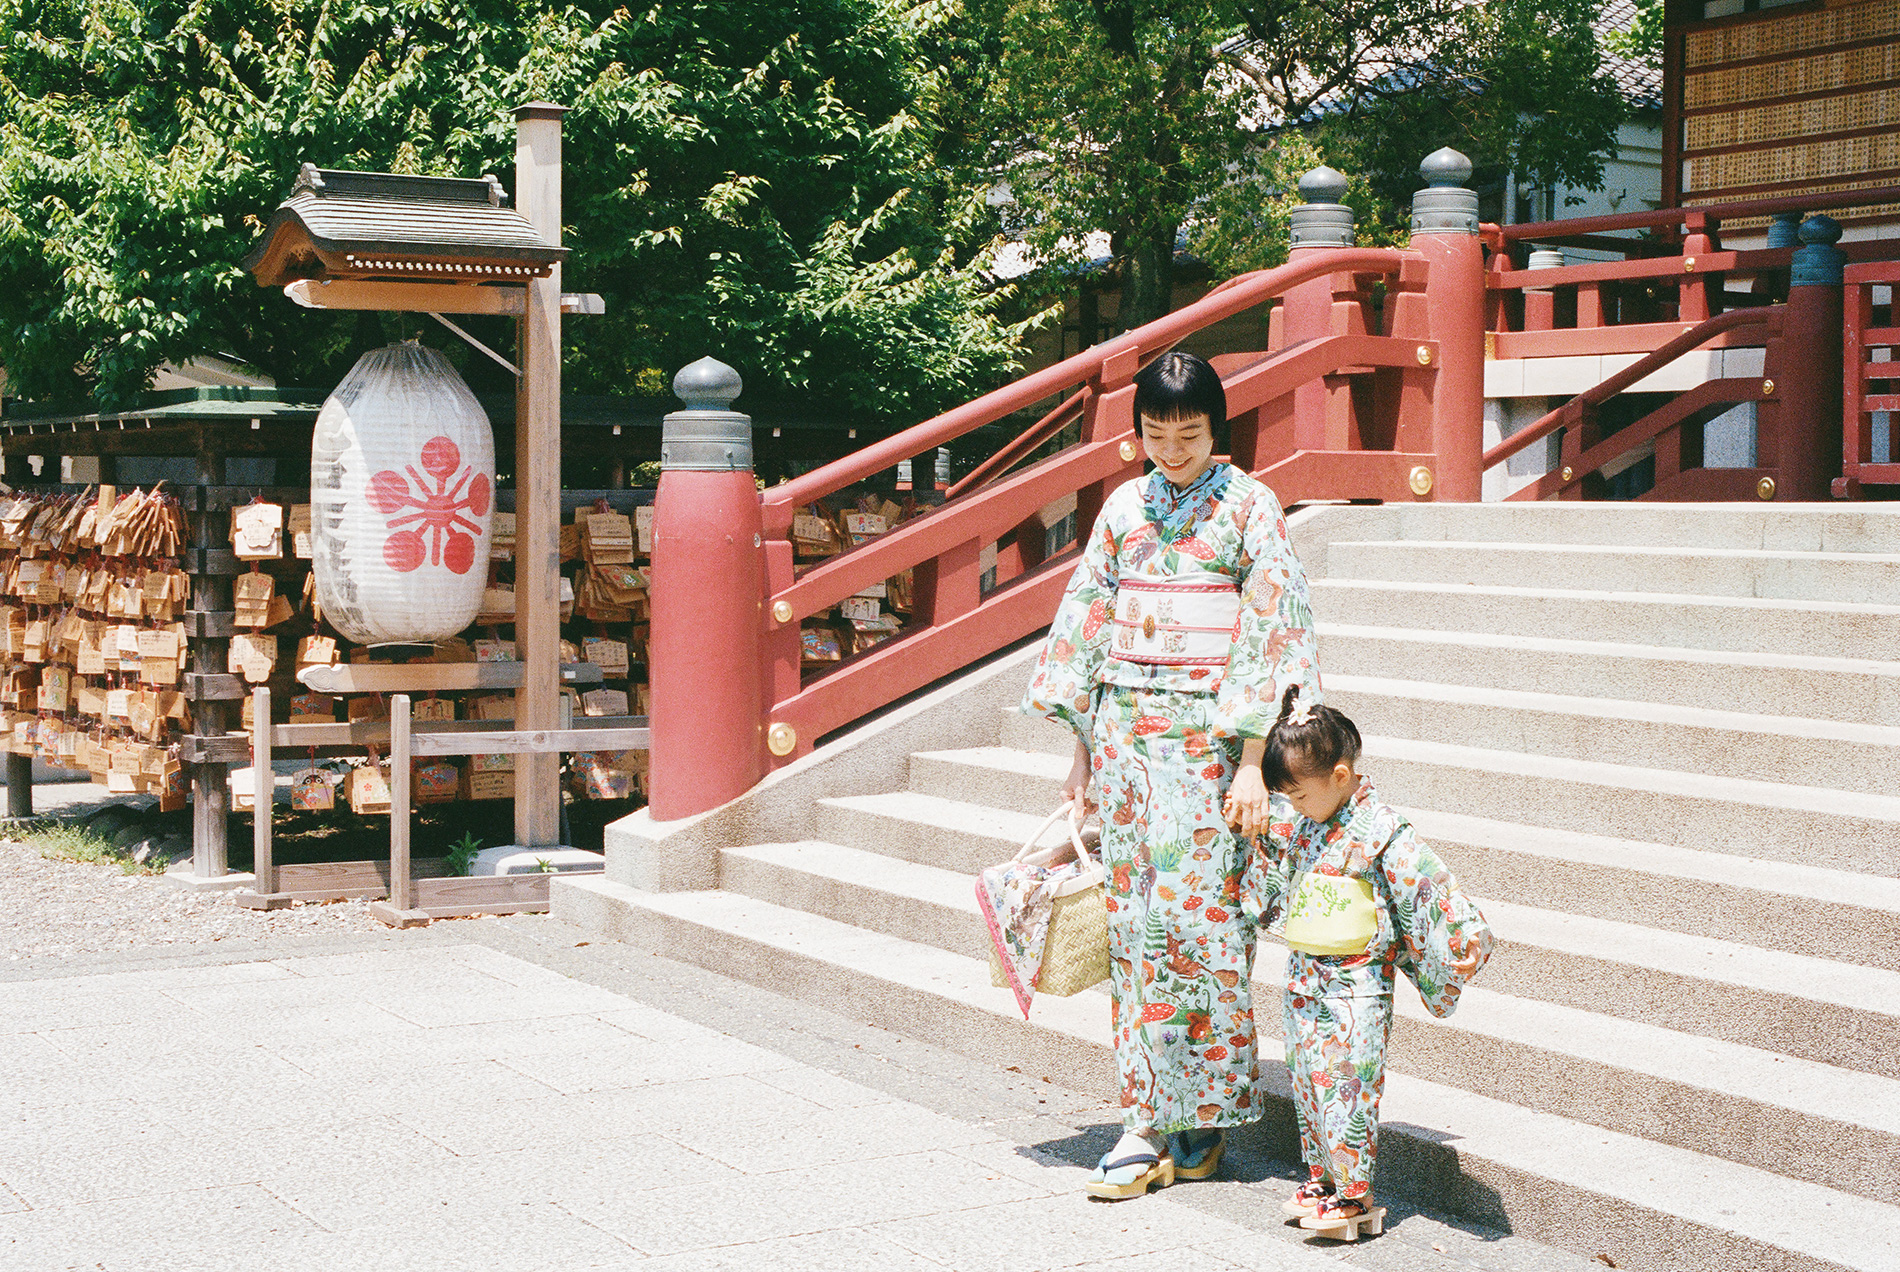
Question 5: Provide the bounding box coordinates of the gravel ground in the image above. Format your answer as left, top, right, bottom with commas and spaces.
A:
1, 832, 386, 960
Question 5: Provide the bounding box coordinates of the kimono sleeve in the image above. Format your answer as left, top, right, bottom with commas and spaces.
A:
1215, 487, 1321, 738
1379, 821, 1494, 1018
1240, 794, 1299, 932
1021, 505, 1119, 738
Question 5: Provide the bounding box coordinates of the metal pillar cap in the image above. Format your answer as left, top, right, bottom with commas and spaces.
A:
1765, 212, 1802, 250
1290, 165, 1355, 248
661, 356, 753, 471
1410, 148, 1478, 236
1527, 249, 1565, 269
1791, 215, 1845, 288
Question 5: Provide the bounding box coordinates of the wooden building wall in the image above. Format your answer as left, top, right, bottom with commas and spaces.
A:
1666, 0, 1900, 230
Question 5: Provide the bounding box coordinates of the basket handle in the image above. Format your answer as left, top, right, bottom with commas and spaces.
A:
1011, 800, 1087, 863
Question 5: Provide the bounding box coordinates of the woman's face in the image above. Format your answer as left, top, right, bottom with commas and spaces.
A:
1140, 412, 1216, 488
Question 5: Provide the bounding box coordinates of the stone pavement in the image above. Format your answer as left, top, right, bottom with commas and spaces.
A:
1, 915, 1608, 1272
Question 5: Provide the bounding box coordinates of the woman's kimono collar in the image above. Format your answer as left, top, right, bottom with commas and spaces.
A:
1143, 462, 1230, 514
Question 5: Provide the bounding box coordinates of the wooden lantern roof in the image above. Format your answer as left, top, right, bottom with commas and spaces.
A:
243, 164, 568, 288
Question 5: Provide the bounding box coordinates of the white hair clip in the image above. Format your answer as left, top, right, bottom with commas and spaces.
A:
1285, 699, 1316, 727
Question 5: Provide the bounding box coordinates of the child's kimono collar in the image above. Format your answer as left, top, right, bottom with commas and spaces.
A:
1307, 775, 1377, 840
1143, 462, 1230, 513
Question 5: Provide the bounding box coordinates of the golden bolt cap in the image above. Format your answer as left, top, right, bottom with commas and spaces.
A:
771, 599, 793, 624
1762, 378, 1775, 395
767, 722, 797, 757
1561, 465, 1575, 482
1118, 440, 1138, 463
1415, 345, 1433, 365
1683, 256, 1696, 272
1756, 476, 1777, 501
1408, 465, 1434, 496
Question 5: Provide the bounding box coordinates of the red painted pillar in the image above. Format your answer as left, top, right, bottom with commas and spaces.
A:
1284, 166, 1358, 457
1408, 148, 1485, 502
1777, 216, 1846, 501
647, 358, 765, 819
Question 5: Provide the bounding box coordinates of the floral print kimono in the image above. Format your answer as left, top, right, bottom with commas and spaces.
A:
1251, 779, 1494, 1199
1023, 463, 1321, 1133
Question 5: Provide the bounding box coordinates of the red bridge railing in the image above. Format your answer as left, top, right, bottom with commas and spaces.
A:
755, 246, 1446, 772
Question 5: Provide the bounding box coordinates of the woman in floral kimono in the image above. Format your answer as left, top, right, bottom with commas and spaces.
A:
1022, 351, 1322, 1200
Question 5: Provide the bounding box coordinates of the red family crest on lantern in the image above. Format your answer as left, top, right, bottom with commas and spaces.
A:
367, 436, 492, 575
310, 342, 496, 644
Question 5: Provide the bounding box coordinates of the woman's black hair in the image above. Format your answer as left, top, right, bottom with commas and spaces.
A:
1262, 685, 1362, 790
1133, 351, 1230, 454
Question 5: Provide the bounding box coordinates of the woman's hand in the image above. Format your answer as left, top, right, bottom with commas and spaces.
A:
1061, 736, 1094, 814
1224, 764, 1271, 836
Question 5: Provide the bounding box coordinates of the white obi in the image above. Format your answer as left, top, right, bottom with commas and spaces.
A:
1111, 572, 1241, 668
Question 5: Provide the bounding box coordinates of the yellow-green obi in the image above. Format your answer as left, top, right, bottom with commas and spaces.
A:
1282, 871, 1378, 956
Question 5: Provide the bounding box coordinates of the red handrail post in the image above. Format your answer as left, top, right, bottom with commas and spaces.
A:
1284, 167, 1359, 454
648, 358, 766, 819
1409, 149, 1485, 502
1778, 217, 1846, 501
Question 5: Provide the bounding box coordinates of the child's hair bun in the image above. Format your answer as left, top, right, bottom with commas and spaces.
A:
1264, 685, 1362, 789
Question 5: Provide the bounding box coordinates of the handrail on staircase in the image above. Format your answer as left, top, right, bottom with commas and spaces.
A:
1484, 307, 1785, 470
761, 247, 1424, 532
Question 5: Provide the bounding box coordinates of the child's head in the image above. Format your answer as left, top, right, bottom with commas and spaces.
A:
1262, 685, 1362, 823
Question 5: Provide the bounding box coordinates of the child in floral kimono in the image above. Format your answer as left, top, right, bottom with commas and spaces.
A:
1250, 686, 1492, 1241
1023, 352, 1322, 1200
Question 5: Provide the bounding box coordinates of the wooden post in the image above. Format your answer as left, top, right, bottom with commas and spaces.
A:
648, 359, 766, 818
6, 752, 31, 820
513, 102, 567, 847
188, 434, 232, 876
1778, 215, 1846, 501
390, 694, 412, 911
252, 687, 272, 894
1284, 166, 1358, 455
1408, 149, 1486, 502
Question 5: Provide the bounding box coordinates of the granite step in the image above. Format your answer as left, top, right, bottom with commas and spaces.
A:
1321, 539, 1900, 605
1315, 623, 1900, 725
1324, 674, 1900, 793
554, 873, 1900, 1272
1308, 578, 1900, 661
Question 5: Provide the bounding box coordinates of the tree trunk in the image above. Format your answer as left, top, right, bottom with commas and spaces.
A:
1120, 223, 1177, 332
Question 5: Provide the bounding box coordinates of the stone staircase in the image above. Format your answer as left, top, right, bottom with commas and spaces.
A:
556, 503, 1900, 1272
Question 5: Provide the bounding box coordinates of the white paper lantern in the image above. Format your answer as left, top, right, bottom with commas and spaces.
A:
310, 341, 495, 645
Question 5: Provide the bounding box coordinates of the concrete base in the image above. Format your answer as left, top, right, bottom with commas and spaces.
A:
472, 845, 604, 876
162, 861, 256, 892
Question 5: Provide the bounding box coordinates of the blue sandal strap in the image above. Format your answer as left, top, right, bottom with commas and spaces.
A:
1099, 1152, 1160, 1172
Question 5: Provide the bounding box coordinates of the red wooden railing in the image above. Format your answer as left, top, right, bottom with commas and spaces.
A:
1841, 260, 1900, 499
757, 246, 1455, 764
1483, 183, 1900, 361
1485, 308, 1784, 502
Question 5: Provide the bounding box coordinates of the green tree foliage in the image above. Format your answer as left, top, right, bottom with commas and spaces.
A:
0, 0, 1039, 420
936, 0, 1626, 318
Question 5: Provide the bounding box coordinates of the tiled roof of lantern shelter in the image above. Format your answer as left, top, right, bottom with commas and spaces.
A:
242, 165, 569, 287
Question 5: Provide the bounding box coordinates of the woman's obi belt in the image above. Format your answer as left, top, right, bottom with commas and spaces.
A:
1111, 572, 1240, 667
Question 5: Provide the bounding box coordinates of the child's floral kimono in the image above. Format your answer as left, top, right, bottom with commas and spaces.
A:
1250, 779, 1494, 1199
1023, 463, 1321, 1133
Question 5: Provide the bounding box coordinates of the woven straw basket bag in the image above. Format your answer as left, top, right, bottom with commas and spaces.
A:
987, 803, 1111, 997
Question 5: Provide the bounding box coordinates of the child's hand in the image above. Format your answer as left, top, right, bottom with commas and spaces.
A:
1224, 765, 1271, 836
1449, 944, 1484, 980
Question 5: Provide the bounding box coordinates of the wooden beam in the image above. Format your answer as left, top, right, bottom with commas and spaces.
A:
287, 279, 525, 314
284, 279, 604, 316
407, 727, 648, 756
295, 661, 602, 694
